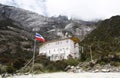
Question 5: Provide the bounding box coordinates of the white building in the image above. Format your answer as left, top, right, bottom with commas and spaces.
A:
39, 37, 80, 61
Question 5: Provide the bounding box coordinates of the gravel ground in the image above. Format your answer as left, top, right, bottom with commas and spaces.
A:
4, 72, 120, 78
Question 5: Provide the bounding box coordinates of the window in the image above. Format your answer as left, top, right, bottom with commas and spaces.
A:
59, 41, 62, 44
60, 49, 62, 51
49, 50, 50, 53
64, 51, 65, 54
74, 43, 76, 48
66, 40, 69, 43
66, 48, 68, 50
56, 42, 58, 45
56, 42, 60, 45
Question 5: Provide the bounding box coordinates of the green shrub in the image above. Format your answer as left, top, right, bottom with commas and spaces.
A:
46, 63, 57, 72
6, 66, 16, 74
13, 58, 26, 70
18, 66, 31, 73
0, 64, 7, 74
34, 63, 44, 73
65, 59, 79, 66
54, 60, 67, 71
110, 61, 120, 66
99, 61, 106, 65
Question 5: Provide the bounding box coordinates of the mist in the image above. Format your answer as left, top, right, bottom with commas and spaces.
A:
0, 0, 120, 21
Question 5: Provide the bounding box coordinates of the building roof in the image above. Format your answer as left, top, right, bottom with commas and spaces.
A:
39, 37, 80, 48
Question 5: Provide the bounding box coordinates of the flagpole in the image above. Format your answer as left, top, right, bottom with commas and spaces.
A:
31, 32, 46, 77
32, 39, 36, 77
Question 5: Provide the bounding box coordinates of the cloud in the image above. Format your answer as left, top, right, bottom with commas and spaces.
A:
0, 0, 45, 15
0, 0, 120, 21
46, 0, 120, 20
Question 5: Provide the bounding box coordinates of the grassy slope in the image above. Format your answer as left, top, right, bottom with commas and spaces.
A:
80, 16, 120, 64
0, 19, 34, 73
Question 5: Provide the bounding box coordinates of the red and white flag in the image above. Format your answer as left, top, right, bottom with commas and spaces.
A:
35, 33, 46, 42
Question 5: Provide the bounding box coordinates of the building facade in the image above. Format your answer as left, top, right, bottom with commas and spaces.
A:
39, 38, 80, 61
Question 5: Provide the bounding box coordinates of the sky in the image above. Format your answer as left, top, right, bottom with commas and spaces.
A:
0, 0, 120, 21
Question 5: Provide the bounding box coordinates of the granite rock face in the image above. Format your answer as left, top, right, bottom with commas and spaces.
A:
0, 3, 53, 28
0, 3, 96, 40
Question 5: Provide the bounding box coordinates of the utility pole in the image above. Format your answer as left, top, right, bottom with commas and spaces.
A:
89, 45, 93, 62
81, 46, 84, 53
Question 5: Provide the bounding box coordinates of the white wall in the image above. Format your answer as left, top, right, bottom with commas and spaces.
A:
39, 38, 79, 61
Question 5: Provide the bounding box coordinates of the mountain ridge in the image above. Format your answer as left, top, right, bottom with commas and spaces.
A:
0, 3, 96, 73
80, 15, 120, 65
0, 3, 96, 40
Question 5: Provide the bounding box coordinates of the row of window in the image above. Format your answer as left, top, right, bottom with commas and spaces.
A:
47, 40, 69, 46
40, 47, 69, 51
50, 54, 65, 61
47, 48, 69, 54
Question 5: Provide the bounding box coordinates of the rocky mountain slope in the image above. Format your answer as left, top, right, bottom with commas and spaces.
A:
0, 19, 33, 64
0, 4, 96, 73
0, 3, 96, 40
81, 16, 120, 65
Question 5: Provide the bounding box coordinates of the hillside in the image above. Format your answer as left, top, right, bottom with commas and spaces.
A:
0, 19, 35, 73
81, 16, 120, 65
0, 4, 96, 74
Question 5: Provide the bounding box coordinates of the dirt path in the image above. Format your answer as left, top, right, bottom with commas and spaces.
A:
6, 72, 120, 78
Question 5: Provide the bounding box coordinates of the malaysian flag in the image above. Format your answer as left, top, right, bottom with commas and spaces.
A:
35, 33, 46, 42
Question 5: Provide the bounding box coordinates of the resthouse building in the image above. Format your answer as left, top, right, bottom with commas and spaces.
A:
39, 37, 80, 61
